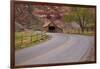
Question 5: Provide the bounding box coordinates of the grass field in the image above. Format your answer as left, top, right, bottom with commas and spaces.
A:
65, 29, 95, 36
15, 31, 49, 50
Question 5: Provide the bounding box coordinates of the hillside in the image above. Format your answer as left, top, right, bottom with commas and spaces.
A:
15, 3, 43, 31
15, 3, 95, 33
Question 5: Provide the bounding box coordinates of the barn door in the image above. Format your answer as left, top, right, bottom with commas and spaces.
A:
48, 26, 56, 32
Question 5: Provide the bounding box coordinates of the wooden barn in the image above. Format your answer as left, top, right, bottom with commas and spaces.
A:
32, 6, 67, 33
42, 19, 65, 33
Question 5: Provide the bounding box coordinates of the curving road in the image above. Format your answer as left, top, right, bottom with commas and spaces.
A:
15, 33, 95, 66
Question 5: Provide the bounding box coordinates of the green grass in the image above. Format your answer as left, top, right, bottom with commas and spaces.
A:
65, 29, 95, 36
15, 31, 49, 50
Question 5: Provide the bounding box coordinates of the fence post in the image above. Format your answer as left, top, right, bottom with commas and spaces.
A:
36, 32, 38, 41
20, 32, 24, 48
42, 32, 44, 40
30, 32, 33, 43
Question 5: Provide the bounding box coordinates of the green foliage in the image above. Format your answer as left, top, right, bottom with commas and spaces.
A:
64, 13, 75, 23
64, 7, 94, 23
63, 7, 95, 32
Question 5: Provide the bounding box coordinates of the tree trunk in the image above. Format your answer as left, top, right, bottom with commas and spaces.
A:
78, 17, 84, 32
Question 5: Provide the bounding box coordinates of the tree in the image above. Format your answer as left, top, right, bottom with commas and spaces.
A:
64, 7, 95, 32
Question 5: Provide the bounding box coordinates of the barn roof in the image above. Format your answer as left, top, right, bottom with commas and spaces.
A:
43, 22, 51, 27
43, 19, 65, 29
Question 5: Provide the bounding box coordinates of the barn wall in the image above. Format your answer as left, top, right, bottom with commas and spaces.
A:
43, 27, 48, 32
56, 27, 63, 33
43, 26, 63, 33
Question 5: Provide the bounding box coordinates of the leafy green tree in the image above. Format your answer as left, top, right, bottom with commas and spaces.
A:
64, 7, 95, 32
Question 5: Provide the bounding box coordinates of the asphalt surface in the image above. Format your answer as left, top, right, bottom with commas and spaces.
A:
15, 33, 95, 66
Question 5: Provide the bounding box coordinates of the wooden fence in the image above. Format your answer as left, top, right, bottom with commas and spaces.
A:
15, 32, 48, 49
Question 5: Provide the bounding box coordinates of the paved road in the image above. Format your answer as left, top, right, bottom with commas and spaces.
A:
15, 33, 95, 66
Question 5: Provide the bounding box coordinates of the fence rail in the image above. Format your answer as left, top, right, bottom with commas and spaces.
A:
15, 31, 48, 49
